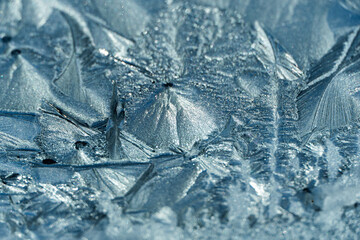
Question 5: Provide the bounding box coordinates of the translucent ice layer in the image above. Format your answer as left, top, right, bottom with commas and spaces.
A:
1, 0, 360, 239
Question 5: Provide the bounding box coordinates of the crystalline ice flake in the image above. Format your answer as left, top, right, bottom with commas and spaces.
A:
1, 0, 360, 239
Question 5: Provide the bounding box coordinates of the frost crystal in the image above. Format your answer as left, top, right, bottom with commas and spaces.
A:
1, 0, 360, 239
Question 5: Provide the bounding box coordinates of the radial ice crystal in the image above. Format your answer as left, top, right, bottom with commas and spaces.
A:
1, 0, 360, 239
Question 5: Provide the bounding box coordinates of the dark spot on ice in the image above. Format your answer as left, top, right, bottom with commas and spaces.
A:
75, 141, 88, 150
314, 205, 322, 212
163, 82, 174, 88
302, 188, 311, 193
247, 214, 257, 228
1, 173, 20, 185
2, 36, 11, 43
42, 159, 57, 165
11, 49, 21, 56
5, 173, 20, 180
354, 202, 359, 208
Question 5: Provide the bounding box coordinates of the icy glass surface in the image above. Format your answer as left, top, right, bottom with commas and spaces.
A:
1, 0, 360, 239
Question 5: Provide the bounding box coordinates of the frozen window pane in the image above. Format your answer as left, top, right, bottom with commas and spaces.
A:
1, 0, 360, 239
